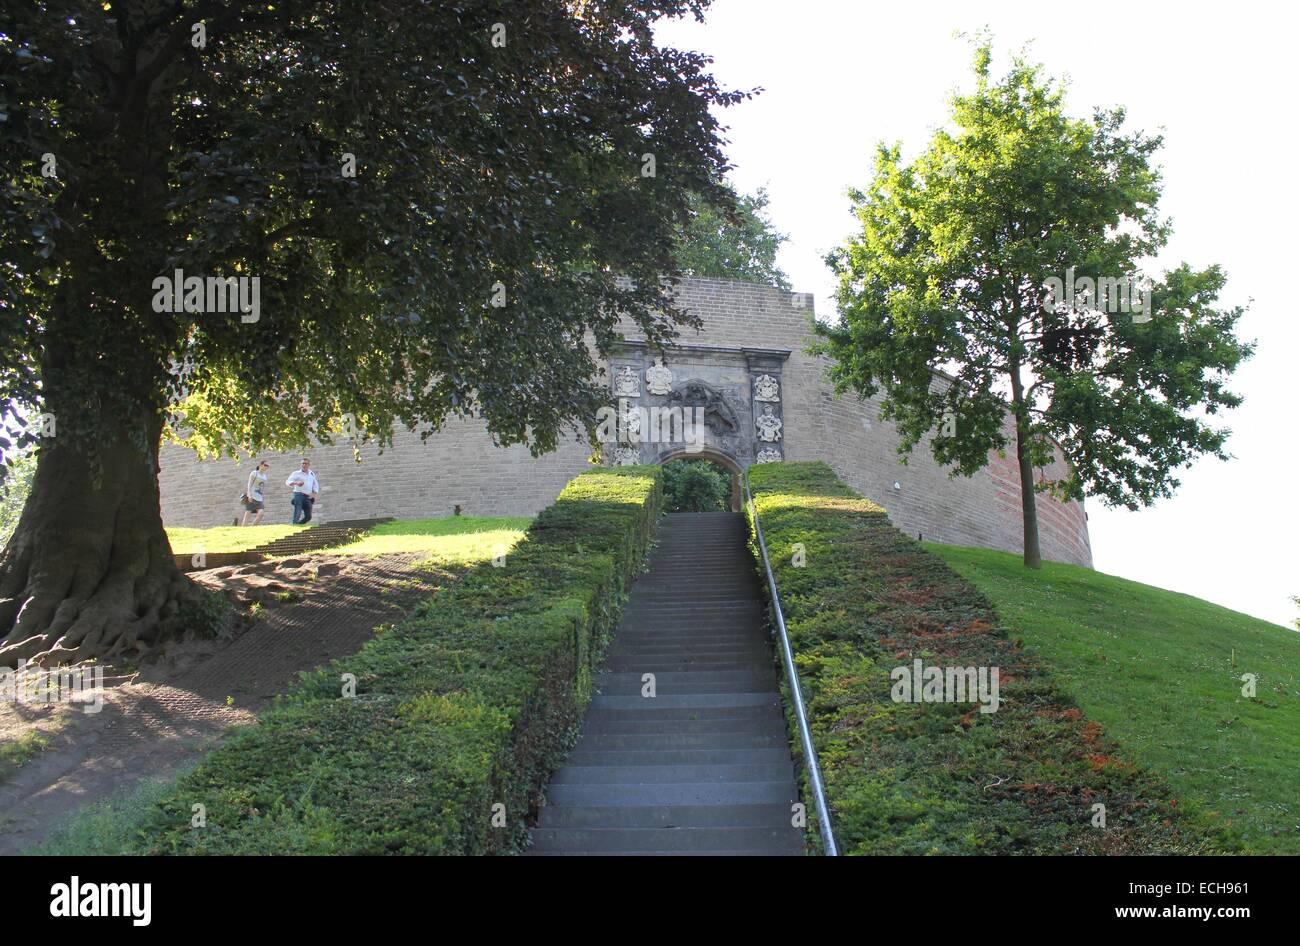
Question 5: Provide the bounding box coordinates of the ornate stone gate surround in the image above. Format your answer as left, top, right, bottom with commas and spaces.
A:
604, 340, 791, 492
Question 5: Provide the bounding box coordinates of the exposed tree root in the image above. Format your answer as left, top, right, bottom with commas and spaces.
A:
0, 420, 205, 668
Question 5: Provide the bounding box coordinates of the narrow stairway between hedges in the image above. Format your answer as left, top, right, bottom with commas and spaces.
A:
528, 511, 804, 856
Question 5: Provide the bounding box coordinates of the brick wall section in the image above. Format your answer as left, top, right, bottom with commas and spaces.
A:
158, 277, 1091, 566
159, 416, 592, 525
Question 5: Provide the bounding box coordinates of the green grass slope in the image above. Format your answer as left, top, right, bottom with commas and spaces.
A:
166, 523, 304, 554
930, 544, 1300, 854
310, 516, 532, 560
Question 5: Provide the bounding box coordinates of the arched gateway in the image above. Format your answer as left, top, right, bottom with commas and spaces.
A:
157, 278, 1094, 567
657, 447, 744, 512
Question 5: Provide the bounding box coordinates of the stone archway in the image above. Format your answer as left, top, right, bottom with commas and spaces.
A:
656, 447, 744, 513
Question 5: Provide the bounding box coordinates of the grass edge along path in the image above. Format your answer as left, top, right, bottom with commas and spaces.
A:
308, 516, 533, 561
929, 542, 1299, 854
746, 461, 1230, 855
165, 524, 305, 555
63, 467, 661, 855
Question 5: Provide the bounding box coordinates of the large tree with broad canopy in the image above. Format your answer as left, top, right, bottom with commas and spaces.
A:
0, 0, 745, 665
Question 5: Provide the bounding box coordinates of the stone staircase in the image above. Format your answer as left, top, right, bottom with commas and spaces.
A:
247, 517, 395, 557
528, 511, 804, 856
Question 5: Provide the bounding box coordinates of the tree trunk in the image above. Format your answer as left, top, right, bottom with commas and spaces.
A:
0, 409, 195, 668
1013, 417, 1043, 570
1008, 365, 1043, 570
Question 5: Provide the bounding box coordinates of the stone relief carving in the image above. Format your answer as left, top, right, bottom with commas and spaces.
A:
755, 403, 783, 442
611, 446, 639, 466
613, 365, 640, 397
623, 406, 642, 439
755, 448, 783, 464
645, 360, 673, 396
667, 380, 739, 436
753, 374, 780, 402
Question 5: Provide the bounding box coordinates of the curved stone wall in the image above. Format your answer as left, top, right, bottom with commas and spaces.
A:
157, 277, 1092, 567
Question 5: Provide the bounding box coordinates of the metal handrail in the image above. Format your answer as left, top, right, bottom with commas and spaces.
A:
743, 471, 839, 856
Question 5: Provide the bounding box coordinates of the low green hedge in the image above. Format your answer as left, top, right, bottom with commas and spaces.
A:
132, 466, 662, 854
747, 461, 1228, 855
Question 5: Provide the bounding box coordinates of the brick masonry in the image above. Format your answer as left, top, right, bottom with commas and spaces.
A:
158, 277, 1092, 567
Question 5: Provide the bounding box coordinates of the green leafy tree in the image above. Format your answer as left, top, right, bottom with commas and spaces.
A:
816, 43, 1251, 568
675, 182, 790, 288
662, 459, 729, 512
0, 450, 36, 547
0, 1, 743, 664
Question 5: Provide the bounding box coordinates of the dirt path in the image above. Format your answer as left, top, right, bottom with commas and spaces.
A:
0, 553, 446, 855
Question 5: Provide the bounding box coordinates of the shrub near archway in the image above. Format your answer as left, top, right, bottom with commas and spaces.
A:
662, 460, 730, 512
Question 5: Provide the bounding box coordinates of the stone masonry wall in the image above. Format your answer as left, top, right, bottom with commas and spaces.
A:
158, 277, 1091, 566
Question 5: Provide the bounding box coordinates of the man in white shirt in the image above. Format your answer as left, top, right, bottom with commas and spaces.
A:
286, 458, 320, 524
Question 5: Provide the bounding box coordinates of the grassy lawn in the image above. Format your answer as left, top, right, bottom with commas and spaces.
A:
311, 516, 533, 563
165, 516, 532, 565
929, 543, 1300, 854
167, 524, 305, 554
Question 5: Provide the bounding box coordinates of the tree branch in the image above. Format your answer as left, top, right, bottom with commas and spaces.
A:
119, 1, 250, 132
264, 218, 331, 248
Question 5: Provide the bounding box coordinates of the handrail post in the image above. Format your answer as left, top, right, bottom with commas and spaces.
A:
744, 471, 839, 856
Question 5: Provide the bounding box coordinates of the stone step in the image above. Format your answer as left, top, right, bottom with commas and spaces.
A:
622, 611, 764, 622
635, 575, 756, 584
549, 762, 792, 784
603, 660, 763, 673
618, 617, 768, 628
620, 608, 764, 622
629, 588, 759, 598
536, 802, 796, 829
640, 561, 753, 570
650, 546, 747, 553
528, 826, 804, 855
613, 626, 767, 638
624, 599, 763, 609
650, 551, 749, 557
610, 634, 769, 648
594, 671, 775, 695
603, 653, 768, 666
627, 589, 760, 601
652, 545, 747, 550
544, 780, 798, 807
604, 644, 771, 658
582, 701, 783, 721
589, 693, 781, 711
524, 849, 795, 857
574, 731, 790, 751
637, 568, 754, 576
616, 620, 767, 632
595, 682, 778, 697
580, 716, 783, 736
565, 747, 792, 766
605, 639, 770, 650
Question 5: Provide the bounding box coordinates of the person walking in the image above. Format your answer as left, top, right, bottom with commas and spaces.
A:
241, 460, 270, 526
286, 458, 320, 524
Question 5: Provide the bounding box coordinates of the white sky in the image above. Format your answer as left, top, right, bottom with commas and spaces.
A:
658, 0, 1299, 627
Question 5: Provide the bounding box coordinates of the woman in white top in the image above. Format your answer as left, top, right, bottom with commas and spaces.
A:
241, 460, 270, 526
